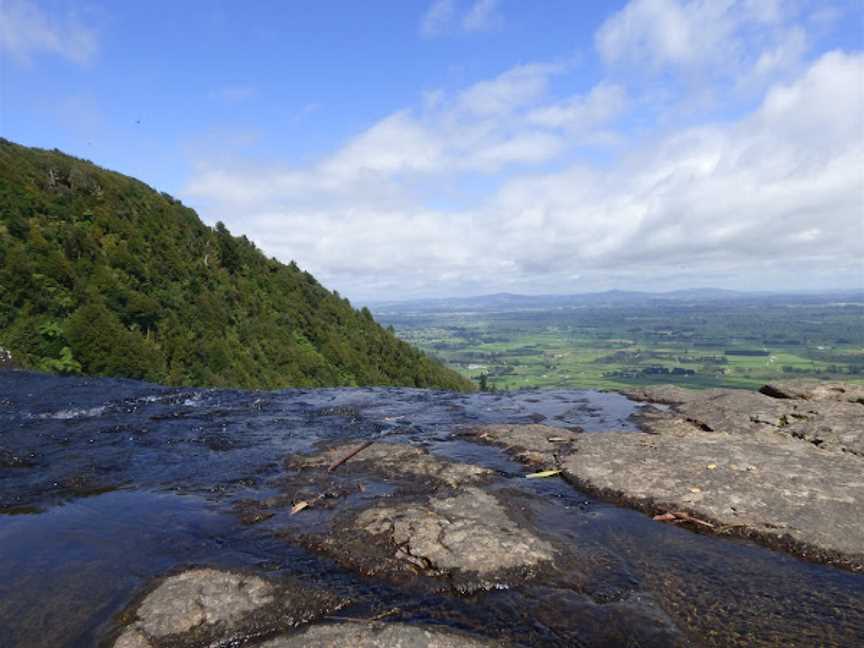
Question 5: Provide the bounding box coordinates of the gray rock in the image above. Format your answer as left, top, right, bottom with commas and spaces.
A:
355, 487, 555, 577
674, 390, 793, 433
258, 622, 497, 647
290, 442, 493, 487
114, 568, 345, 647
561, 423, 864, 571
621, 385, 730, 405
760, 380, 864, 404
303, 487, 556, 591
114, 629, 153, 648
460, 423, 581, 464
133, 568, 273, 638
634, 384, 864, 456
781, 399, 864, 456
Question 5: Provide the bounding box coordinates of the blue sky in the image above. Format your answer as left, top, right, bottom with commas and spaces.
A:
2, 0, 863, 300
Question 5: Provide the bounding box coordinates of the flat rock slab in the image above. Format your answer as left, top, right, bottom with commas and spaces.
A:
759, 380, 864, 404
631, 384, 864, 456
114, 569, 344, 647
307, 487, 555, 591
259, 622, 497, 647
290, 442, 494, 487
562, 428, 864, 571
460, 424, 582, 465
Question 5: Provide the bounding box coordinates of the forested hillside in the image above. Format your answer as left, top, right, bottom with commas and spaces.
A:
0, 139, 472, 391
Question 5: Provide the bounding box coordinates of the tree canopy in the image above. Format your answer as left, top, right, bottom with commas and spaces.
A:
0, 139, 473, 391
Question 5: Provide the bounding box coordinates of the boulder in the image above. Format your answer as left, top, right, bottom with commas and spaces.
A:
113, 568, 344, 647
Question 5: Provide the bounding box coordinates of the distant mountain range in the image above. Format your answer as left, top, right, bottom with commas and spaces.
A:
0, 139, 472, 391
370, 288, 864, 315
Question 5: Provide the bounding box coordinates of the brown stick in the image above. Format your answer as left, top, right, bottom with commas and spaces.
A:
653, 510, 715, 529
327, 440, 375, 472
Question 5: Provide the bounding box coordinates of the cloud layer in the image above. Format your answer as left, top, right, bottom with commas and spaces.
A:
185, 1, 864, 299
0, 0, 97, 64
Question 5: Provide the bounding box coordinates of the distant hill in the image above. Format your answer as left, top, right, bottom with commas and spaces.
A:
370, 288, 864, 316
0, 139, 472, 391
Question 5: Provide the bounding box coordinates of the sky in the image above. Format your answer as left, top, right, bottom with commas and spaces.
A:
1, 0, 863, 301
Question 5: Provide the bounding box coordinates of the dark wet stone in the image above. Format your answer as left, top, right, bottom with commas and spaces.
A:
233, 499, 275, 525
259, 622, 498, 647
290, 442, 494, 487
199, 432, 237, 452
0, 447, 36, 468
113, 568, 346, 648
314, 405, 362, 418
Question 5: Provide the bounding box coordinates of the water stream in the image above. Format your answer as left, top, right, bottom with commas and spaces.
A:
1, 372, 861, 647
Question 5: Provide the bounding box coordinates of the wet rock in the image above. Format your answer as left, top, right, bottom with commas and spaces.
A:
233, 499, 275, 525
290, 442, 493, 487
314, 405, 362, 418
561, 425, 864, 572
198, 432, 237, 451
259, 622, 497, 647
114, 568, 345, 647
0, 447, 36, 468
460, 424, 581, 465
309, 487, 555, 591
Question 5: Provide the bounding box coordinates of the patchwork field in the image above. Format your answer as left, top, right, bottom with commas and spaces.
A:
373, 294, 864, 391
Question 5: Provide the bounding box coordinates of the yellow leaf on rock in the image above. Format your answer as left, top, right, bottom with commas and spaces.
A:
707, 464, 717, 470
526, 469, 561, 479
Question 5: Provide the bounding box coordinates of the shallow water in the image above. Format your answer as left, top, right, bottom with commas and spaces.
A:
1, 371, 862, 647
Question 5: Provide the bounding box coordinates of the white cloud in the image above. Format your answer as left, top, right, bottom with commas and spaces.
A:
0, 0, 97, 64
421, 0, 502, 37
185, 51, 864, 299
420, 0, 455, 37
527, 83, 627, 131
595, 0, 798, 72
187, 62, 580, 209
457, 63, 560, 115
750, 27, 807, 79
462, 0, 501, 32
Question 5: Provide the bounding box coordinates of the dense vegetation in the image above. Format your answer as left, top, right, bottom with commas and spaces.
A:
376, 296, 864, 391
0, 139, 472, 391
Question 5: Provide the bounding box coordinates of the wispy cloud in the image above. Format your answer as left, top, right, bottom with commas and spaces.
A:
0, 0, 98, 65
211, 84, 257, 103
462, 0, 501, 32
421, 0, 502, 38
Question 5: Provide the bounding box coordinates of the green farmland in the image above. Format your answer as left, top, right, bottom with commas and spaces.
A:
374, 294, 864, 391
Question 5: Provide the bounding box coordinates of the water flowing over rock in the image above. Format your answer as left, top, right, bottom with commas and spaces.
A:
3, 371, 864, 647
